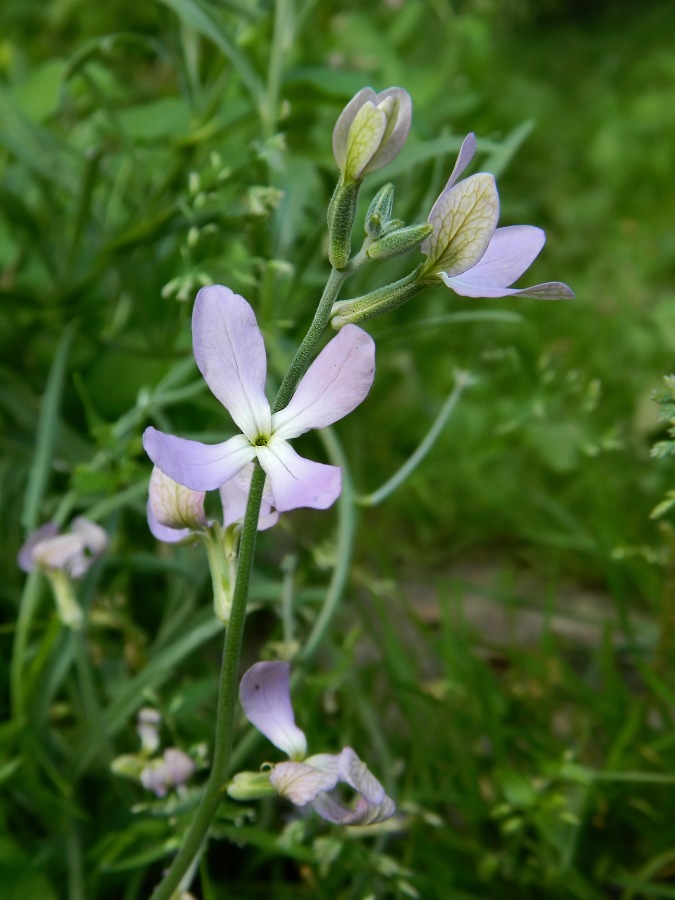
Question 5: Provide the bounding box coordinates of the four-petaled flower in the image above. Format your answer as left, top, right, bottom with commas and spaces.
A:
19, 517, 108, 577
333, 87, 412, 184
18, 517, 108, 629
234, 661, 396, 826
143, 286, 375, 513
420, 133, 574, 300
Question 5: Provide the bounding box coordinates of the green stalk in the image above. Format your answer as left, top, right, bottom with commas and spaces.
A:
149, 463, 266, 900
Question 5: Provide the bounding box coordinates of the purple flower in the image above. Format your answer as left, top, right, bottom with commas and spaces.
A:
420, 134, 574, 300
18, 517, 108, 577
332, 87, 412, 184
143, 286, 375, 513
140, 748, 196, 798
147, 463, 278, 544
238, 661, 395, 826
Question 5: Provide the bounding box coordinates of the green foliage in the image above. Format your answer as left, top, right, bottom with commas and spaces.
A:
2, 0, 675, 897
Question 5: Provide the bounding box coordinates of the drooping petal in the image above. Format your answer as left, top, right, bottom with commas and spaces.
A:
147, 504, 195, 543
312, 788, 396, 826
270, 759, 340, 806
192, 286, 272, 441
219, 464, 279, 531
143, 427, 255, 492
310, 747, 396, 825
256, 439, 341, 512
439, 227, 574, 299
18, 522, 59, 572
424, 173, 499, 275
272, 325, 375, 440
421, 133, 477, 257
148, 466, 207, 539
239, 661, 307, 760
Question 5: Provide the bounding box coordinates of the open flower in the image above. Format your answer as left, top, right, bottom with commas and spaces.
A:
19, 516, 108, 577
420, 133, 574, 300
234, 661, 395, 826
143, 286, 375, 513
333, 87, 412, 184
147, 463, 278, 544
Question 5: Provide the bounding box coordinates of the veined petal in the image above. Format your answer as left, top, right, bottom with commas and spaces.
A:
220, 464, 279, 531
272, 325, 375, 440
270, 760, 340, 806
337, 747, 387, 803
147, 503, 195, 544
421, 133, 477, 256
143, 427, 255, 492
310, 747, 397, 825
464, 225, 547, 287
239, 661, 307, 760
256, 440, 341, 512
312, 789, 396, 825
344, 101, 388, 182
425, 173, 499, 275
192, 286, 272, 440
148, 467, 207, 534
333, 87, 377, 173
362, 88, 412, 175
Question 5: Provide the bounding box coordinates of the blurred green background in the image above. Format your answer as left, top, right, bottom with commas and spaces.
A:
2, 0, 675, 897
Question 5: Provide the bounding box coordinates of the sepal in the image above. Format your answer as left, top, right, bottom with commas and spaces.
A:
331, 268, 425, 328
227, 770, 276, 801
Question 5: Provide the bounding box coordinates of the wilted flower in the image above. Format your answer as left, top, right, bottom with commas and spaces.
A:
147, 464, 278, 544
420, 133, 574, 300
333, 87, 412, 184
231, 661, 395, 826
18, 517, 108, 629
144, 286, 375, 513
19, 517, 108, 577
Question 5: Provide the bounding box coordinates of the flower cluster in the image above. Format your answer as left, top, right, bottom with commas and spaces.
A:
112, 707, 196, 798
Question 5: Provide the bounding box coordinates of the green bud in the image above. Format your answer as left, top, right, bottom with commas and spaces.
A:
330, 267, 426, 327
365, 183, 395, 238
327, 177, 360, 269
227, 770, 276, 801
366, 222, 434, 261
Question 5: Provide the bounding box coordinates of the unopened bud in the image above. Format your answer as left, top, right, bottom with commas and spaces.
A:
367, 222, 433, 261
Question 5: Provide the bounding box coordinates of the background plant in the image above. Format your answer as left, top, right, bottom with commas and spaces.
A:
2, 1, 675, 898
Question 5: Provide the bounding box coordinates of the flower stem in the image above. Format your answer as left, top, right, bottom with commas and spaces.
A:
148, 463, 266, 900
273, 266, 347, 412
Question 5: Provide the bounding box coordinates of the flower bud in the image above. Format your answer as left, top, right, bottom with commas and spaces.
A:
367, 222, 434, 261
364, 183, 395, 238
330, 268, 425, 328
332, 88, 412, 184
